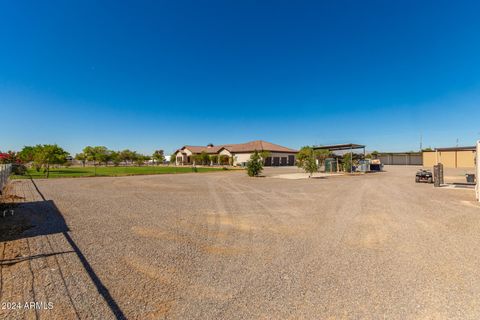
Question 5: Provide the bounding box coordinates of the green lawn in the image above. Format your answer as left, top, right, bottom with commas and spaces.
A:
12, 166, 233, 179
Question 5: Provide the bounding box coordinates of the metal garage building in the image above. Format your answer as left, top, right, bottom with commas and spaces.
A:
423, 146, 476, 169
378, 152, 423, 165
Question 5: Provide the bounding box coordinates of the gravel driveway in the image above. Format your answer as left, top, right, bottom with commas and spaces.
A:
1, 166, 480, 319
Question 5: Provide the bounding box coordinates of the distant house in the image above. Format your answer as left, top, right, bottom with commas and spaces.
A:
174, 140, 298, 166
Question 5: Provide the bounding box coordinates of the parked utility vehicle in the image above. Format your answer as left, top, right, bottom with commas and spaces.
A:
415, 169, 433, 183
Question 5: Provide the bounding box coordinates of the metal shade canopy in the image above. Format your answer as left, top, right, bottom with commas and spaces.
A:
313, 143, 365, 151
313, 143, 366, 173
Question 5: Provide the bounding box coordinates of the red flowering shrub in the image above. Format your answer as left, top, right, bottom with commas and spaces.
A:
0, 152, 11, 164
0, 151, 21, 164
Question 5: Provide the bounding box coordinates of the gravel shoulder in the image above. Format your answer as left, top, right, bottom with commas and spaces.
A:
1, 166, 480, 319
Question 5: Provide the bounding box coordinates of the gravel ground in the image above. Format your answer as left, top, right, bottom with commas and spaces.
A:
1, 166, 480, 319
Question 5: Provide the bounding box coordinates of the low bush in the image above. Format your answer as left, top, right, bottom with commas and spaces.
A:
12, 164, 27, 175
247, 151, 263, 177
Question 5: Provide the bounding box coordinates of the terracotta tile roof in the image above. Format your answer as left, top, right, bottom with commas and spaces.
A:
179, 141, 297, 154
223, 140, 297, 153
182, 145, 223, 154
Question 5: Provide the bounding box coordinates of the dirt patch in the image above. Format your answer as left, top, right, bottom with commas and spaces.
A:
188, 283, 235, 301
343, 212, 393, 249
200, 245, 245, 256
206, 212, 259, 232
131, 226, 178, 241
178, 220, 231, 239
123, 255, 177, 283
144, 302, 174, 320
460, 200, 480, 208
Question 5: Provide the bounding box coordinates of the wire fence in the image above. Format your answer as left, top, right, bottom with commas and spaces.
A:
0, 163, 12, 193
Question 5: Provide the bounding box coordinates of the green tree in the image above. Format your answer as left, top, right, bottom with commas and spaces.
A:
152, 150, 165, 165
316, 149, 330, 170
83, 146, 95, 166
260, 151, 271, 165
134, 154, 149, 166
296, 146, 319, 177
119, 149, 135, 164
33, 144, 69, 178
97, 147, 111, 166
192, 154, 201, 165
110, 151, 121, 166
130, 151, 140, 164
209, 155, 217, 165
143, 154, 151, 165
27, 146, 43, 172
75, 152, 87, 167
83, 146, 110, 175
247, 150, 263, 177
18, 146, 36, 163
343, 153, 353, 173
170, 154, 177, 165
200, 151, 210, 165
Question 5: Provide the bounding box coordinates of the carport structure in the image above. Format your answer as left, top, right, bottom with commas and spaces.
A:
313, 143, 366, 172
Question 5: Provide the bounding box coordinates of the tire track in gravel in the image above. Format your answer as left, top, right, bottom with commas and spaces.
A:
165, 175, 263, 318
160, 179, 229, 319
220, 177, 351, 317
126, 203, 198, 318
226, 176, 375, 317
205, 178, 235, 244
120, 176, 221, 318
209, 176, 295, 318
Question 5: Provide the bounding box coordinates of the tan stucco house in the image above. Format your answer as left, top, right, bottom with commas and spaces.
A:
174, 140, 298, 166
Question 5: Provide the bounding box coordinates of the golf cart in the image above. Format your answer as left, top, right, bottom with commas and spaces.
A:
415, 169, 433, 183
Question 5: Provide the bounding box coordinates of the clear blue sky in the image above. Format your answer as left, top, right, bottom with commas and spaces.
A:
1, 0, 479, 155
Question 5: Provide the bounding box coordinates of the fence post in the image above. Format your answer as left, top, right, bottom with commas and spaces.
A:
0, 163, 12, 194
433, 163, 444, 188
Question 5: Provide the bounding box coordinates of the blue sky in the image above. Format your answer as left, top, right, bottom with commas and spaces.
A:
1, 0, 479, 155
